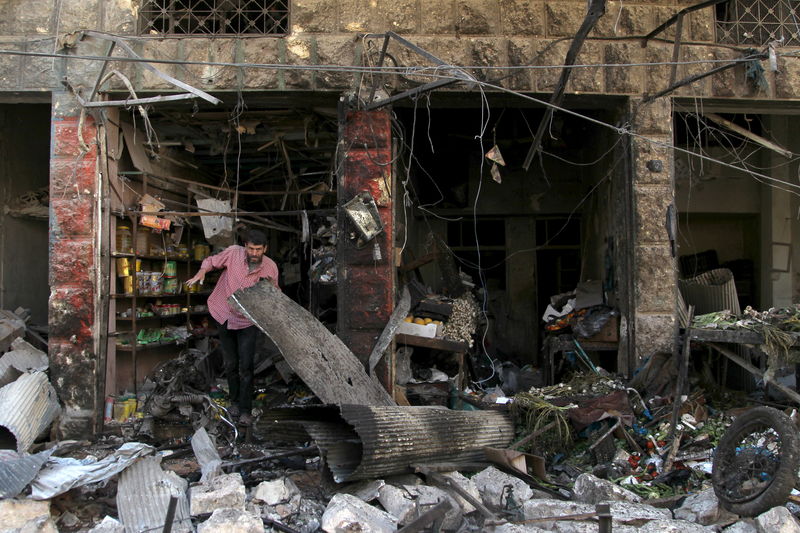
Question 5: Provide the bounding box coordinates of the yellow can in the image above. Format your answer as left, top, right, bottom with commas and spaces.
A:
122, 276, 134, 295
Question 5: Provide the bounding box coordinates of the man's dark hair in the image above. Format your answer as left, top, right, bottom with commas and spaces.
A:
244, 229, 267, 246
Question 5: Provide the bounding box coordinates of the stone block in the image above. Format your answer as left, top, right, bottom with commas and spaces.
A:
339, 0, 373, 33
316, 36, 357, 89
500, 0, 544, 36
724, 520, 758, 533
572, 473, 642, 505
13, 0, 56, 35
776, 54, 800, 99
635, 186, 674, 244
50, 158, 97, 197
59, 0, 100, 32
49, 238, 94, 287
51, 118, 98, 158
136, 39, 182, 90
252, 478, 301, 506
102, 0, 136, 34
0, 42, 22, 89
198, 508, 265, 533
635, 313, 675, 360
466, 37, 508, 82
522, 499, 594, 529
284, 36, 315, 90
190, 473, 247, 515
607, 501, 672, 525
533, 39, 568, 92
50, 195, 95, 237
631, 136, 673, 183
545, 2, 583, 37
180, 39, 239, 90
22, 39, 59, 89
242, 39, 281, 89
48, 287, 95, 339
643, 44, 672, 97
505, 38, 534, 90
604, 43, 643, 94
293, 0, 339, 33
321, 493, 397, 533
0, 499, 55, 532
472, 466, 533, 512
673, 45, 714, 97
457, 0, 500, 35
378, 484, 462, 530
638, 519, 714, 532
567, 41, 604, 93
755, 506, 800, 533
688, 8, 715, 42
592, 3, 653, 38
435, 471, 482, 514
374, 0, 419, 34
635, 245, 677, 313
421, 0, 456, 34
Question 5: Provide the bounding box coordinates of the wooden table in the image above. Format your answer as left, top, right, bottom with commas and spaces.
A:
395, 334, 469, 392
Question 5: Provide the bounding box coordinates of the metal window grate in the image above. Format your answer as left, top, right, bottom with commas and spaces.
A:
716, 0, 800, 45
138, 0, 289, 36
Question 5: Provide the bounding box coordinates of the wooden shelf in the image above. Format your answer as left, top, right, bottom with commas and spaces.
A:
116, 311, 209, 321
111, 251, 204, 263
111, 291, 211, 299
115, 339, 185, 352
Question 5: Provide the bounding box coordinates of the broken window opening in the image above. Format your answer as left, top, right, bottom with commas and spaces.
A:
138, 0, 290, 36
716, 0, 800, 46
447, 218, 507, 291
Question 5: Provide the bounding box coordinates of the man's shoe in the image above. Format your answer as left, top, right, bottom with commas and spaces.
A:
239, 413, 253, 426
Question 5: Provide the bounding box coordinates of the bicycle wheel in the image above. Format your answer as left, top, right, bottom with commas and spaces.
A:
712, 406, 800, 517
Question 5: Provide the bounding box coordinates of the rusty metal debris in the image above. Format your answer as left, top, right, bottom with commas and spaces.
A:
0, 371, 59, 453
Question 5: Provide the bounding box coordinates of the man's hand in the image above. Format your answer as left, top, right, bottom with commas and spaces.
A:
186, 269, 207, 286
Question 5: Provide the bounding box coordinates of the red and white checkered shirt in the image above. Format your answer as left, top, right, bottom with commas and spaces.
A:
201, 245, 279, 330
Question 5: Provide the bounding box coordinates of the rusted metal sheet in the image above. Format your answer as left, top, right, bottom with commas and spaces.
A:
0, 372, 59, 453
117, 455, 191, 533
0, 338, 48, 388
270, 405, 513, 483
230, 281, 395, 407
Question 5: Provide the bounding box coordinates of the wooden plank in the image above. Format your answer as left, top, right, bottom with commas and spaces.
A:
707, 342, 800, 405
705, 113, 794, 159
368, 287, 411, 375
395, 333, 467, 353
230, 280, 395, 406
689, 328, 765, 344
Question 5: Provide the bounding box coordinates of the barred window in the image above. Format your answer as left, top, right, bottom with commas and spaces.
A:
716, 0, 800, 46
138, 0, 289, 36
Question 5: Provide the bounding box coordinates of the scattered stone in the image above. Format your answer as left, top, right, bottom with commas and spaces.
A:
521, 500, 594, 529
436, 471, 483, 513
637, 518, 715, 532
607, 502, 672, 525
378, 484, 462, 530
190, 472, 247, 516
252, 477, 301, 506
321, 493, 397, 533
377, 484, 416, 525
340, 479, 385, 502
490, 523, 549, 532
473, 466, 533, 511
572, 473, 643, 504
197, 508, 265, 533
0, 499, 57, 532
674, 488, 737, 526
87, 516, 125, 533
755, 506, 800, 533
724, 520, 758, 533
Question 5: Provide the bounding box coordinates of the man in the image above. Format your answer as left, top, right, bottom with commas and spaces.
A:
186, 229, 279, 426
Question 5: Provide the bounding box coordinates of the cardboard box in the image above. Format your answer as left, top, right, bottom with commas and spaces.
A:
397, 321, 438, 338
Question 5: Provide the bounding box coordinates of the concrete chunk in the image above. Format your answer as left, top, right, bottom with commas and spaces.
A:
606, 502, 671, 525
572, 473, 642, 504
190, 473, 247, 516
755, 506, 800, 533
378, 484, 462, 530
724, 521, 758, 533
674, 488, 737, 526
197, 508, 265, 533
436, 471, 482, 514
87, 516, 125, 533
472, 466, 533, 512
322, 493, 397, 533
0, 499, 56, 532
637, 519, 716, 532
252, 477, 301, 506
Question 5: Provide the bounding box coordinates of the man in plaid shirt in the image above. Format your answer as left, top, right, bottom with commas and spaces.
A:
187, 229, 279, 425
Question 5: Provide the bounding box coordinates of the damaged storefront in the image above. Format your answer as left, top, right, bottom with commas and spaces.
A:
3, 0, 800, 530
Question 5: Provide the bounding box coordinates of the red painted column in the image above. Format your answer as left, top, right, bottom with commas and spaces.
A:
48, 94, 99, 437
337, 108, 395, 391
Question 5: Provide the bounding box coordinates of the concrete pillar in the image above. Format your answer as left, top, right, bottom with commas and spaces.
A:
48, 92, 100, 437
628, 97, 678, 368
336, 107, 395, 391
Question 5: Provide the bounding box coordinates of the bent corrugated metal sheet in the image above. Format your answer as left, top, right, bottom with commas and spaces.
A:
269, 405, 514, 482
117, 455, 191, 533
0, 371, 59, 453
